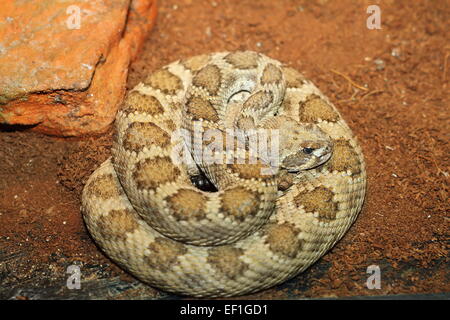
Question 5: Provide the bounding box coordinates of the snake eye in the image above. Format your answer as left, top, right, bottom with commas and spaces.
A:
302, 147, 314, 155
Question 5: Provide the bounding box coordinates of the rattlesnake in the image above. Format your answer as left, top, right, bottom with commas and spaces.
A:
81, 51, 366, 297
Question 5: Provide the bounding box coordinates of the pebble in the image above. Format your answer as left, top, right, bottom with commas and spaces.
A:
374, 58, 385, 70
391, 47, 401, 57
205, 26, 212, 37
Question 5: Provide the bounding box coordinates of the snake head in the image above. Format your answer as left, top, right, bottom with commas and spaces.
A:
281, 141, 332, 172
279, 123, 333, 172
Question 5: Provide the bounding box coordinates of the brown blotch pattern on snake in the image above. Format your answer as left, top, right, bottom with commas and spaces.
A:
186, 96, 220, 122
236, 116, 255, 130
227, 160, 271, 181
261, 63, 283, 85
298, 94, 340, 123
282, 66, 307, 88
123, 122, 170, 153
144, 69, 183, 95
96, 209, 139, 241
265, 222, 303, 258
85, 173, 123, 199
294, 186, 337, 221
164, 119, 177, 131
181, 54, 211, 72
122, 92, 164, 116
166, 188, 208, 221
243, 91, 273, 111
192, 64, 222, 96
133, 157, 181, 191
207, 247, 249, 279
220, 186, 261, 221
224, 51, 259, 69
326, 138, 361, 175
145, 237, 188, 271
280, 95, 296, 114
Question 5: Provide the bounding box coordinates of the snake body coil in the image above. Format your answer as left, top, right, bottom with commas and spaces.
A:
81, 51, 366, 297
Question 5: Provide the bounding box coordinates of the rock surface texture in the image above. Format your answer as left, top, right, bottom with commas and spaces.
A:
0, 0, 157, 136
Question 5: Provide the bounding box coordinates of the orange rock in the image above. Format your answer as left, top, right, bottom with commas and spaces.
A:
0, 0, 157, 136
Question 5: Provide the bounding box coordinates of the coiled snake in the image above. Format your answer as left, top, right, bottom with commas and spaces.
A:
81, 51, 366, 297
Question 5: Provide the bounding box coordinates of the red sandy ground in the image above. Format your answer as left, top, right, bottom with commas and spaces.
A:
0, 0, 448, 299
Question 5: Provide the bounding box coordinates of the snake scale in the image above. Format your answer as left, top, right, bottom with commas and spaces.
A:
81, 51, 366, 297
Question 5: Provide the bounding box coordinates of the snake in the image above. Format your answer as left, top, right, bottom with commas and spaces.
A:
81, 51, 366, 297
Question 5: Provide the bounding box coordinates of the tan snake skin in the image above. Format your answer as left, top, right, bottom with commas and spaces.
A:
81, 51, 367, 297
